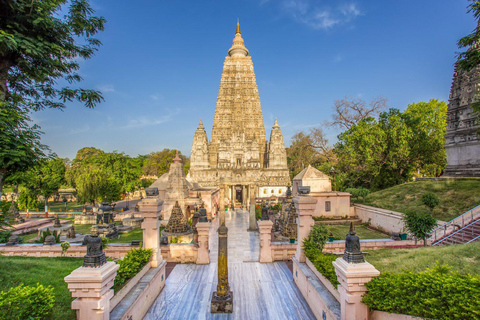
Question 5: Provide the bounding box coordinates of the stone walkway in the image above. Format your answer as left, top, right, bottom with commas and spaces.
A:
144, 210, 315, 320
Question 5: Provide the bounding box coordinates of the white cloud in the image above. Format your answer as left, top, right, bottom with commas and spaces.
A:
96, 84, 115, 93
70, 124, 91, 134
276, 0, 362, 30
122, 115, 172, 129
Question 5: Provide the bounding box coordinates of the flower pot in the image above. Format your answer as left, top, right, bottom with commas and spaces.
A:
328, 236, 335, 242
289, 238, 295, 244
399, 233, 407, 240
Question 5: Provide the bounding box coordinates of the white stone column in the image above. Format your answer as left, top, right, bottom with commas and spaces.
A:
64, 262, 119, 320
196, 222, 211, 264
138, 198, 163, 267
248, 198, 258, 231
294, 196, 317, 263
333, 258, 380, 320
258, 220, 274, 263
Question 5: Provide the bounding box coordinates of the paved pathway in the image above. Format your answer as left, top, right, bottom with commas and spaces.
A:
144, 210, 315, 320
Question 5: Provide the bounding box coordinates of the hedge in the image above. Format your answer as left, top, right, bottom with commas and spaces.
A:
303, 239, 339, 287
0, 284, 55, 320
362, 264, 480, 319
114, 248, 152, 289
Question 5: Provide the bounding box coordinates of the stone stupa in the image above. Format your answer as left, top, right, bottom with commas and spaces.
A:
163, 201, 193, 243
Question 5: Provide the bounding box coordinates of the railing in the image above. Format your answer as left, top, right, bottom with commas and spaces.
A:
430, 205, 480, 244
466, 234, 480, 244
433, 219, 479, 246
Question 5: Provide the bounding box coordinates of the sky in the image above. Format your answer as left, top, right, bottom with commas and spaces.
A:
33, 0, 475, 160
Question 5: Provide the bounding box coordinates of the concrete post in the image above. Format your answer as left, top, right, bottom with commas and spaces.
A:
138, 198, 163, 267
294, 196, 317, 263
196, 222, 211, 264
333, 258, 380, 320
258, 220, 274, 263
248, 198, 258, 232
64, 261, 119, 320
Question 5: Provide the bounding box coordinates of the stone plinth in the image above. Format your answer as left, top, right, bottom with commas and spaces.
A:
248, 201, 258, 231
122, 217, 143, 228
258, 220, 273, 263
294, 196, 317, 262
64, 261, 119, 320
196, 222, 210, 264
75, 215, 97, 225
333, 257, 380, 320
138, 198, 163, 267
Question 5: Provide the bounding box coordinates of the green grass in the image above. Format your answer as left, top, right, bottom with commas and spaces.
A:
109, 228, 143, 243
326, 224, 389, 240
366, 241, 480, 276
0, 256, 83, 320
360, 178, 480, 221
45, 202, 84, 212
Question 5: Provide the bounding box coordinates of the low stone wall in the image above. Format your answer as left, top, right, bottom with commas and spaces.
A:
354, 204, 405, 234
0, 243, 202, 263
371, 310, 422, 320
0, 243, 132, 259
324, 239, 428, 254
293, 257, 341, 320
305, 257, 339, 301
161, 243, 198, 263
271, 242, 296, 261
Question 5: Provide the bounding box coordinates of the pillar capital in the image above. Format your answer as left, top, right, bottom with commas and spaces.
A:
293, 195, 317, 216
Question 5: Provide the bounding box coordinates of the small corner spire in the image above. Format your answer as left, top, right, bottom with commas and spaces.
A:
236, 19, 241, 35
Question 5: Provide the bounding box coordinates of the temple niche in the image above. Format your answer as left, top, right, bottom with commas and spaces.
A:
189, 22, 290, 209
443, 59, 480, 177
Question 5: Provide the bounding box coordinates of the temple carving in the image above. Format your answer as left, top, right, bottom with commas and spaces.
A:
189, 22, 290, 208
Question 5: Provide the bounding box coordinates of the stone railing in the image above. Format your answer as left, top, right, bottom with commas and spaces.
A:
430, 204, 480, 243
0, 243, 132, 259
270, 242, 297, 261
324, 239, 428, 254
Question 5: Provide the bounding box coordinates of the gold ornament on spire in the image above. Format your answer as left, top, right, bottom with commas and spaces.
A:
236, 20, 241, 35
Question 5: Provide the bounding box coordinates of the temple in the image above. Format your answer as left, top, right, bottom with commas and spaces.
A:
444, 51, 480, 176
189, 22, 290, 208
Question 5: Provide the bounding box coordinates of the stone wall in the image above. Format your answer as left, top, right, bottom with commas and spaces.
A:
311, 192, 353, 218
270, 242, 296, 261
161, 244, 198, 263
354, 204, 405, 234
323, 239, 428, 254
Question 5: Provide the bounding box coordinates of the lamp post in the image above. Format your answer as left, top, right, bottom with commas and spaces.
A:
330, 166, 336, 191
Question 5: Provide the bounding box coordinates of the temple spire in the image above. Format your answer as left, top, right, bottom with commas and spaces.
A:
273, 118, 279, 128
236, 20, 241, 35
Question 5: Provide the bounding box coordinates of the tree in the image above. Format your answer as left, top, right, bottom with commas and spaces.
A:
403, 99, 447, 177
326, 96, 388, 130
421, 192, 440, 214
457, 1, 480, 72
0, 104, 47, 198
403, 211, 437, 246
142, 149, 189, 177
22, 158, 66, 209
0, 0, 106, 109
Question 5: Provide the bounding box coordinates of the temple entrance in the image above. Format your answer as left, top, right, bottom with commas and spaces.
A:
235, 185, 243, 205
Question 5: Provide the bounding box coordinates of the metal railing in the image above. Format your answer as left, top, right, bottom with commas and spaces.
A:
430, 205, 480, 244
433, 219, 480, 246
466, 234, 480, 244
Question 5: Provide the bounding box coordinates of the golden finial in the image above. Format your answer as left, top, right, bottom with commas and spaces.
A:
236, 19, 241, 35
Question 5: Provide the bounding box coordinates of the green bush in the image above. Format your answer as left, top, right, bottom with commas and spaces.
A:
303, 236, 339, 288
0, 284, 55, 320
421, 192, 440, 213
402, 210, 437, 246
114, 248, 152, 288
363, 264, 480, 319
0, 231, 12, 243
307, 224, 329, 251
36, 229, 60, 244
346, 188, 370, 202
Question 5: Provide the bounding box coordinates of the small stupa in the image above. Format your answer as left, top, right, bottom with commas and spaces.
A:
163, 201, 193, 243
282, 202, 298, 240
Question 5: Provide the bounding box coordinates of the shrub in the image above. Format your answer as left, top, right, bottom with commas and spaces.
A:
303, 240, 339, 287
114, 248, 152, 288
0, 231, 12, 243
346, 188, 370, 203
61, 242, 70, 256
36, 229, 60, 244
402, 210, 437, 246
0, 284, 55, 320
102, 237, 109, 249
307, 224, 329, 251
421, 192, 440, 213
363, 263, 480, 320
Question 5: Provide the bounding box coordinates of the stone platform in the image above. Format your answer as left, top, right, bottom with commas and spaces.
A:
144, 210, 315, 319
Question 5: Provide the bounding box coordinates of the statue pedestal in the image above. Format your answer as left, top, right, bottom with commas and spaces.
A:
196, 222, 211, 264
258, 220, 273, 263
211, 291, 233, 313
64, 261, 119, 320
333, 258, 380, 320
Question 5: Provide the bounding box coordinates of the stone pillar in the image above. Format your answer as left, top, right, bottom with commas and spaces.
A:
138, 198, 163, 267
211, 223, 233, 313
258, 220, 273, 263
219, 185, 225, 212
294, 196, 317, 263
64, 261, 119, 320
248, 198, 258, 232
196, 222, 210, 265
333, 258, 380, 320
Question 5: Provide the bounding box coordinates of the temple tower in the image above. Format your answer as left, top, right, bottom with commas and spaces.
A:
189, 22, 290, 209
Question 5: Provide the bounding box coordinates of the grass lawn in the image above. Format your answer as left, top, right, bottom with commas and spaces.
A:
359, 178, 480, 221
45, 202, 84, 212
0, 256, 83, 320
327, 224, 389, 240
366, 241, 480, 276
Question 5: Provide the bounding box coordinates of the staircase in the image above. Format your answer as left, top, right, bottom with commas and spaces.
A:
432, 218, 480, 246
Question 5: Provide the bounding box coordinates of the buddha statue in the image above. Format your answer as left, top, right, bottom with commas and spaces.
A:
82, 226, 106, 268
343, 222, 365, 263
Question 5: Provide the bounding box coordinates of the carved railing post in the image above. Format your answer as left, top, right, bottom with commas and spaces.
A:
196, 221, 211, 264
138, 188, 163, 267
258, 220, 273, 263
294, 195, 317, 262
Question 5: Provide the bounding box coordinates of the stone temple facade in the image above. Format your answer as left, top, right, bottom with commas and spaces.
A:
444, 59, 480, 177
189, 23, 290, 209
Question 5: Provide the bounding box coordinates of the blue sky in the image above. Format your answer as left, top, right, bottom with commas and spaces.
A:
34, 0, 474, 160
